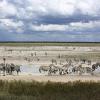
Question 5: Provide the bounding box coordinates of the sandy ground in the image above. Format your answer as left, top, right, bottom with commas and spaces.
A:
0, 46, 100, 65
0, 75, 100, 82
0, 46, 100, 83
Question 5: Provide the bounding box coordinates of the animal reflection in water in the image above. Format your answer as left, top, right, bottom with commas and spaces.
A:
0, 63, 21, 76
39, 63, 100, 75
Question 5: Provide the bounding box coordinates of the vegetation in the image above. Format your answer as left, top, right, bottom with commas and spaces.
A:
0, 42, 100, 46
63, 52, 100, 60
0, 80, 99, 100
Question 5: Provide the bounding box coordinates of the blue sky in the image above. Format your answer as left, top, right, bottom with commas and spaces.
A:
0, 0, 100, 42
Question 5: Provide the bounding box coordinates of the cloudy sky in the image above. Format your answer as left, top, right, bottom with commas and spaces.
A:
0, 0, 100, 42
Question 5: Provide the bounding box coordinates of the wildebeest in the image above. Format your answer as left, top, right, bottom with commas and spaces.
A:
72, 64, 93, 75
0, 63, 21, 76
39, 61, 100, 76
39, 64, 59, 75
48, 64, 59, 75
58, 63, 75, 75
0, 63, 6, 76
92, 63, 100, 71
9, 63, 21, 75
39, 65, 50, 73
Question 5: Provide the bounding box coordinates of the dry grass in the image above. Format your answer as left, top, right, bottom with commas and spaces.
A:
0, 80, 99, 100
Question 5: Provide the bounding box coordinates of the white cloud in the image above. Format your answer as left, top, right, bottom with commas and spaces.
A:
26, 0, 76, 16
31, 24, 67, 31
0, 19, 24, 32
0, 0, 100, 37
70, 21, 100, 30
0, 0, 100, 20
0, 0, 17, 18
77, 0, 100, 16
30, 21, 100, 32
26, 0, 100, 17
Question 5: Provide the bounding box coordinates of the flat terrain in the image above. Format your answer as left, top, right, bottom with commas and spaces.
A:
0, 75, 100, 82
0, 42, 100, 82
0, 43, 100, 100
0, 44, 100, 65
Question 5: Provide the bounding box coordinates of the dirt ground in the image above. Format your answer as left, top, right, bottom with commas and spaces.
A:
0, 75, 99, 82
0, 46, 100, 65
0, 46, 100, 82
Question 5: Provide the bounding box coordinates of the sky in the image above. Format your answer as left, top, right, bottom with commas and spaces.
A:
0, 0, 100, 42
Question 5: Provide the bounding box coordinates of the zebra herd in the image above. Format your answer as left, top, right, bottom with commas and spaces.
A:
0, 63, 21, 76
0, 61, 100, 76
39, 63, 100, 75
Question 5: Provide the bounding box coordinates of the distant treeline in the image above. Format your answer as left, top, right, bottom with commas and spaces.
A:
0, 42, 100, 46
